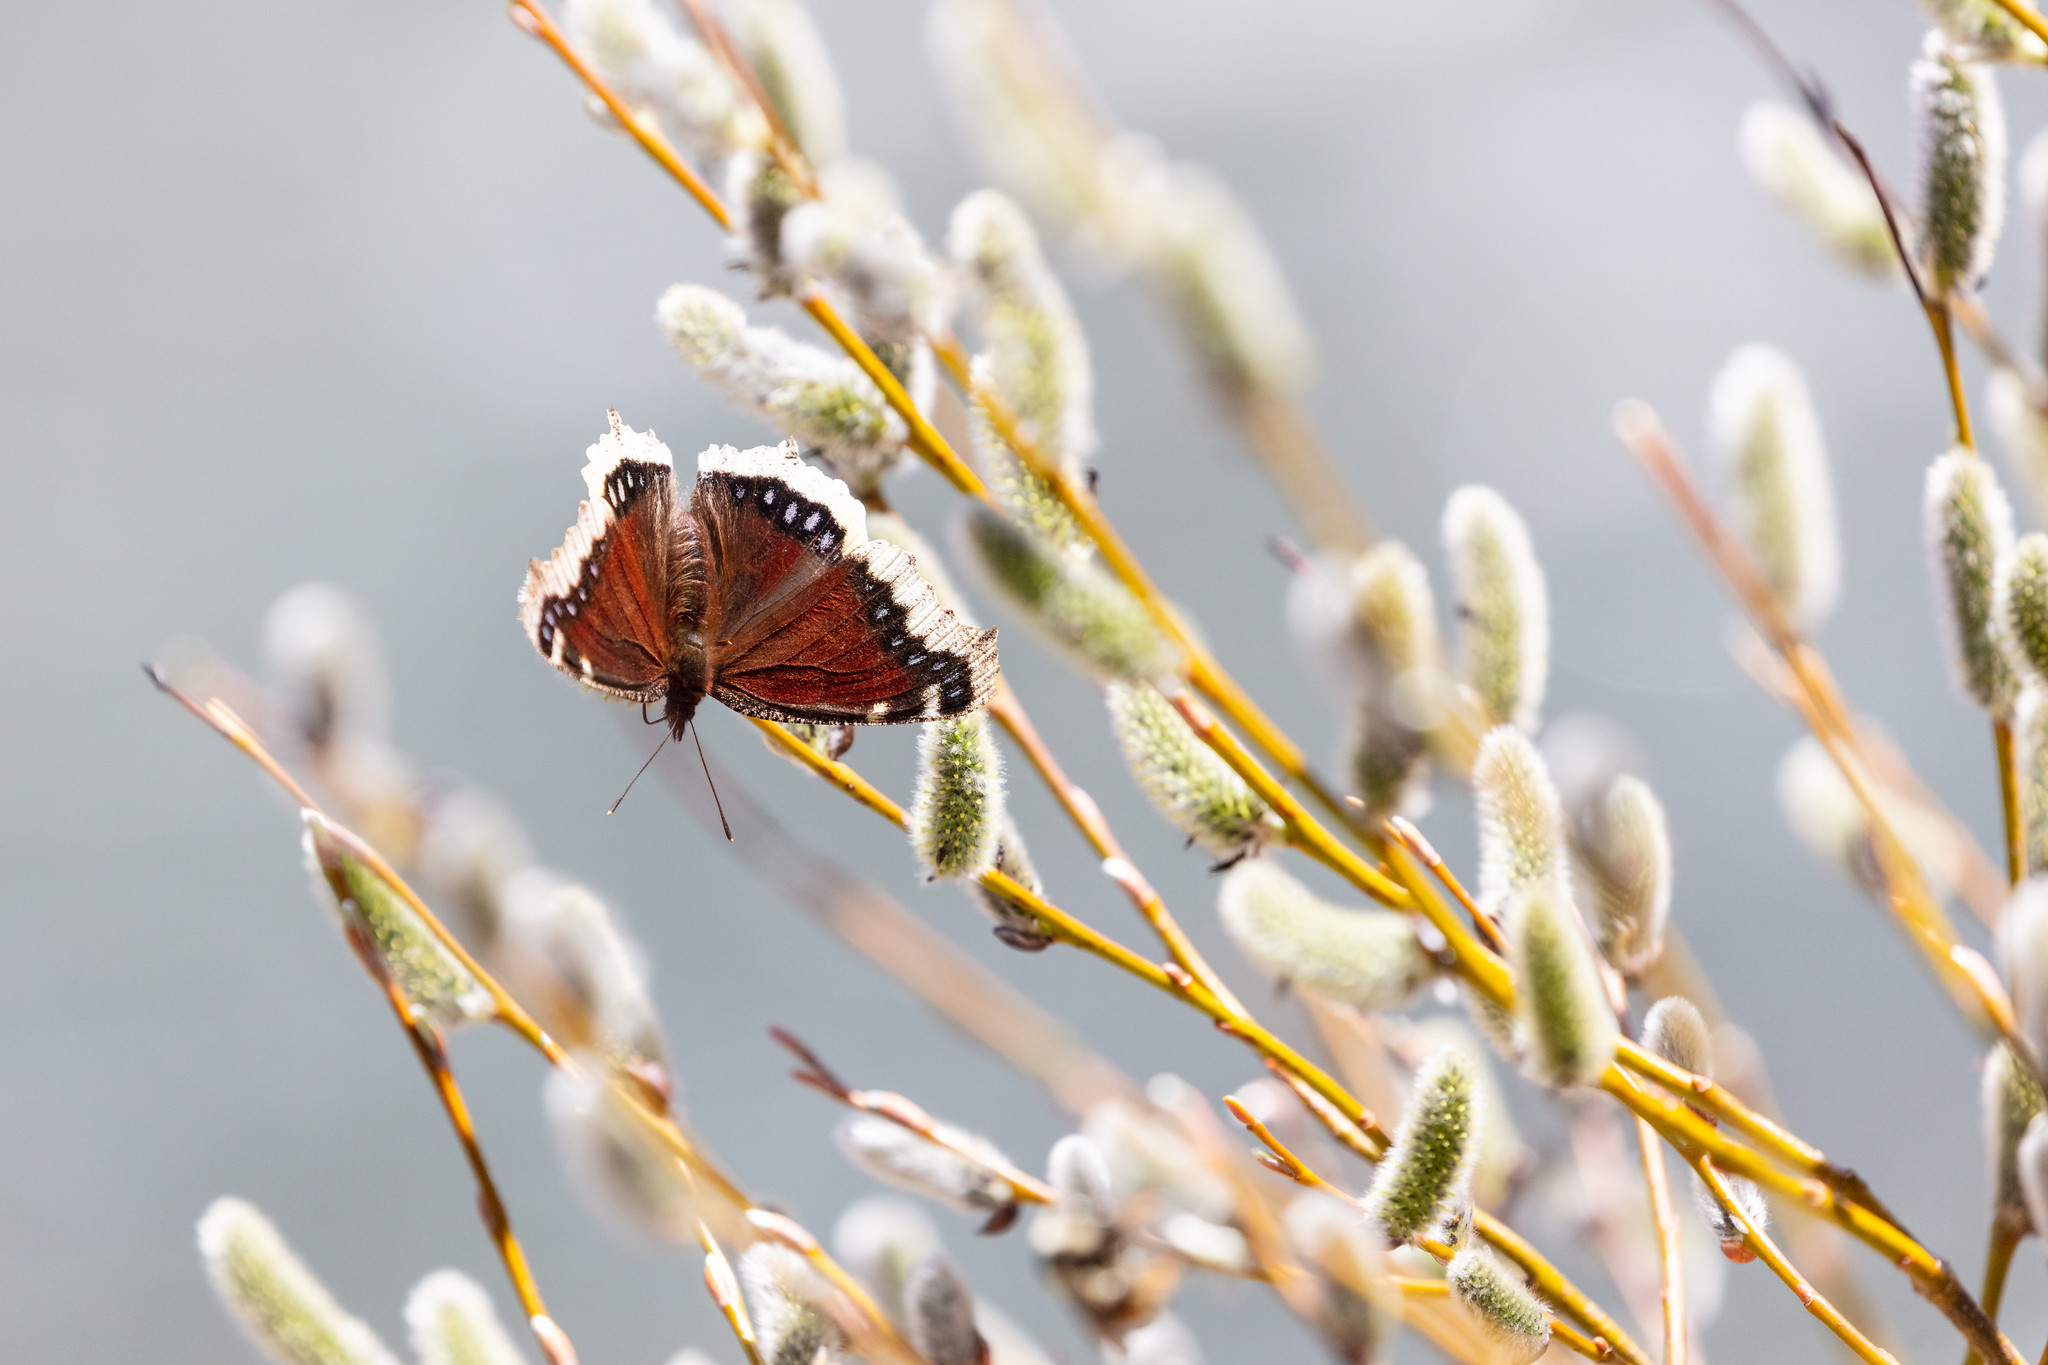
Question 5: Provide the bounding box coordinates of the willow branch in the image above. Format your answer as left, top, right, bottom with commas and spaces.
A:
1635, 1117, 1685, 1365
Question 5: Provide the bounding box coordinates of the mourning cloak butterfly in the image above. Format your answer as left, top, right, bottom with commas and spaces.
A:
520, 414, 1000, 738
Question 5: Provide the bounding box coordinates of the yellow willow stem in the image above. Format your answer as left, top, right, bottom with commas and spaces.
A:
1930, 299, 1976, 451
1998, 713, 2023, 887
1985, 0, 2048, 49
1962, 1213, 2024, 1365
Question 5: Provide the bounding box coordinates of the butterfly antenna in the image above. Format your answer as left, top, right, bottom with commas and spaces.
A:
691, 721, 734, 842
609, 733, 669, 815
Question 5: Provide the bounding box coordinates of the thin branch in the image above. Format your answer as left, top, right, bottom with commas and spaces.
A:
1635, 1117, 1686, 1365
1962, 1211, 2026, 1365
1997, 717, 2024, 885
698, 1221, 768, 1365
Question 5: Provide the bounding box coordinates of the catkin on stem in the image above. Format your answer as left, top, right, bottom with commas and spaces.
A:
1912, 32, 2007, 294
1215, 856, 1434, 1010
405, 1271, 525, 1365
908, 713, 1005, 881
265, 583, 391, 749
1506, 882, 1618, 1090
967, 815, 1055, 951
197, 1198, 401, 1365
1343, 541, 1440, 821
832, 1197, 942, 1325
2001, 877, 2048, 1072
1359, 1046, 1478, 1244
499, 871, 669, 1089
1443, 487, 1548, 732
834, 1112, 1021, 1218
963, 509, 1174, 682
2001, 533, 2048, 686
1708, 344, 1841, 629
728, 0, 846, 167
1921, 0, 2046, 69
1926, 449, 2021, 715
564, 0, 761, 169
1641, 996, 1714, 1079
1445, 1241, 1550, 1365
544, 1058, 698, 1244
2016, 687, 2048, 874
739, 1244, 848, 1365
1105, 681, 1279, 857
1983, 1042, 2045, 1226
1471, 726, 1568, 915
1739, 101, 1901, 281
902, 1257, 984, 1365
1571, 775, 1672, 978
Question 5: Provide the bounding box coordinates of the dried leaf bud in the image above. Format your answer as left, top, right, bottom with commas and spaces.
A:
833, 1198, 942, 1324
543, 1059, 697, 1244
2003, 534, 2048, 686
727, 150, 807, 294
1693, 1168, 1769, 1261
1912, 33, 2007, 294
264, 582, 391, 748
729, 0, 845, 167
967, 815, 1055, 951
1570, 775, 1672, 978
1641, 996, 1714, 1079
657, 283, 908, 497
1443, 487, 1549, 732
1215, 856, 1434, 1010
2016, 688, 2048, 874
1507, 882, 1618, 1090
1739, 101, 1901, 280
564, 0, 761, 167
903, 1257, 984, 1365
1360, 1046, 1478, 1244
1926, 449, 2021, 714
1988, 369, 2048, 523
405, 1271, 524, 1365
1343, 542, 1441, 822
1923, 0, 2048, 60
1709, 345, 1842, 628
500, 871, 668, 1088
1105, 681, 1280, 857
1984, 1042, 2046, 1222
2001, 877, 2048, 1070
197, 1197, 401, 1365
301, 812, 490, 1029
963, 509, 1174, 681
740, 1244, 849, 1365
413, 784, 532, 957
1445, 1242, 1550, 1365
908, 713, 1006, 881
2019, 1114, 2048, 1236
1471, 726, 1568, 914
834, 1113, 1021, 1218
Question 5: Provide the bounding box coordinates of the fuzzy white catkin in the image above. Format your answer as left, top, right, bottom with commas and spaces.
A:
197, 1198, 401, 1365
2019, 1114, 2048, 1237
1443, 487, 1549, 732
1507, 882, 1619, 1090
404, 1271, 525, 1365
1572, 775, 1673, 977
834, 1113, 1020, 1217
1989, 369, 2048, 525
1446, 1242, 1550, 1365
1105, 681, 1279, 856
1471, 726, 1568, 915
265, 582, 391, 747
740, 1244, 848, 1365
499, 870, 668, 1087
564, 0, 760, 167
1084, 1084, 1233, 1223
1912, 32, 2008, 293
1100, 1313, 1208, 1365
1983, 1042, 2045, 1223
1926, 449, 2022, 714
1739, 101, 1901, 281
781, 175, 951, 362
908, 713, 1006, 881
1215, 856, 1434, 1010
1773, 734, 1960, 900
543, 1059, 697, 1244
2001, 877, 2048, 1072
2016, 687, 2048, 874
729, 0, 846, 167
1343, 541, 1441, 821
413, 784, 532, 956
902, 1257, 983, 1365
1029, 1134, 1118, 1260
1921, 0, 2048, 64
1641, 996, 1715, 1079
1695, 1166, 1771, 1258
1708, 344, 1841, 628
833, 1197, 943, 1324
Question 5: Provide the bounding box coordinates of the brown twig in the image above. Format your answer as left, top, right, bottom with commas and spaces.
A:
1635, 1117, 1686, 1365
1385, 816, 1506, 953
698, 1221, 768, 1365
1962, 1211, 2026, 1365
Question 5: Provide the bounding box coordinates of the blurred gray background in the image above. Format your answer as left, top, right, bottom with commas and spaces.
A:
6, 0, 2044, 1359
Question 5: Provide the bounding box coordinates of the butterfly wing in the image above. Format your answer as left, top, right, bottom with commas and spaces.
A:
519, 415, 685, 701
691, 442, 999, 724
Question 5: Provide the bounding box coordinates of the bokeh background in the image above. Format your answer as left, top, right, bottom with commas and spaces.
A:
7, 0, 2046, 1359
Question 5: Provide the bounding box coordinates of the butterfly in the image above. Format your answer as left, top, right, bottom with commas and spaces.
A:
520, 413, 999, 739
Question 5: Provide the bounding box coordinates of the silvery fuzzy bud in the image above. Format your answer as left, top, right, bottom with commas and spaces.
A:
903, 1257, 984, 1365
564, 0, 761, 168
1154, 1213, 1250, 1275
833, 1197, 942, 1327
1360, 1046, 1478, 1244
834, 1113, 1021, 1219
1029, 1136, 1163, 1334
1506, 882, 1618, 1090
2001, 877, 2048, 1071
405, 1271, 524, 1365
1471, 726, 1568, 915
1773, 735, 1960, 900
499, 871, 668, 1089
413, 784, 532, 957
908, 713, 1006, 881
1100, 1313, 1206, 1365
1694, 1166, 1770, 1262
2017, 688, 2048, 875
729, 0, 846, 167
978, 1304, 1058, 1365
963, 509, 1174, 682
727, 150, 807, 295
1343, 542, 1441, 822
1641, 996, 1715, 1080
1443, 487, 1548, 732
1282, 1193, 1394, 1365
197, 1197, 401, 1365
1709, 344, 1842, 629
783, 186, 952, 364
1988, 369, 2048, 523
1740, 101, 1902, 281
1912, 33, 2007, 294
544, 1059, 697, 1244
1922, 0, 2046, 67
1570, 775, 1672, 978
1926, 449, 2021, 714
1029, 1135, 1117, 1260
967, 815, 1055, 951
2002, 534, 2048, 686
2019, 1114, 2048, 1238
1215, 856, 1434, 1010
1105, 681, 1280, 857
658, 283, 909, 497
1082, 1086, 1233, 1224
739, 1244, 849, 1365
1984, 1042, 2045, 1224
302, 812, 491, 1029
264, 583, 391, 748
1445, 1241, 1550, 1365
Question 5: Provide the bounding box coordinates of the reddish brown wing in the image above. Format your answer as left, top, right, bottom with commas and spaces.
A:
690, 443, 999, 724
519, 418, 683, 700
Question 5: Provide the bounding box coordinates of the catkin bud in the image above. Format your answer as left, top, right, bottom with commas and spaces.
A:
1739, 101, 1901, 280
740, 1244, 849, 1365
782, 167, 954, 358
197, 1197, 401, 1365
1215, 856, 1434, 1010
405, 1271, 524, 1365
728, 150, 806, 294
1912, 33, 2007, 294
1105, 681, 1279, 857
1393, 1016, 1527, 1211
1506, 882, 1618, 1090
967, 815, 1055, 951
1445, 1242, 1550, 1365
544, 1059, 697, 1244
1344, 542, 1441, 822
2001, 877, 2048, 1070
1641, 996, 1714, 1079
1471, 726, 1568, 914
1282, 1193, 1394, 1365
1100, 1313, 1206, 1365
658, 283, 908, 496
1360, 1047, 1478, 1244
265, 582, 391, 748
1085, 1081, 1233, 1223
903, 1257, 984, 1365
2016, 688, 2048, 875
1922, 0, 2046, 68
908, 713, 1005, 881
413, 784, 532, 957
2002, 534, 2048, 685
499, 871, 669, 1090
564, 0, 760, 168
729, 0, 846, 167
1988, 369, 2048, 523
1926, 449, 2021, 714
302, 812, 491, 1029
1709, 345, 1842, 628
1694, 1168, 1769, 1262
2019, 1114, 2048, 1238
1570, 775, 1672, 977
1774, 735, 1960, 900
963, 508, 1173, 681
1984, 1042, 2046, 1224
1443, 487, 1548, 732
832, 1198, 942, 1324
834, 1113, 1021, 1219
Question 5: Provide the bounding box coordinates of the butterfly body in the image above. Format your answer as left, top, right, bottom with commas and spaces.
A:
521, 416, 998, 737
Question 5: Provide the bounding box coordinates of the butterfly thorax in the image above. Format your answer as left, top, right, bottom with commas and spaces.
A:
661, 513, 713, 738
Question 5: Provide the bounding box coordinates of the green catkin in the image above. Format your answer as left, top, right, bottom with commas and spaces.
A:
1215, 856, 1434, 1010
1104, 681, 1279, 856
1641, 996, 1714, 1079
739, 1245, 848, 1365
1912, 33, 2007, 293
1445, 1242, 1550, 1365
1984, 1042, 2046, 1225
1708, 344, 1841, 628
1922, 0, 2048, 61
2016, 688, 2048, 875
1572, 775, 1673, 978
1398, 1016, 1526, 1211
562, 0, 760, 170
404, 1272, 525, 1365
1471, 726, 1568, 915
1506, 882, 1619, 1090
197, 1198, 401, 1365
1359, 1047, 1478, 1244
1443, 486, 1548, 732
301, 811, 491, 1028
1925, 449, 2021, 714
968, 815, 1055, 951
908, 713, 1005, 881
2002, 532, 2048, 685
1739, 101, 1901, 280
963, 508, 1174, 682
1345, 541, 1439, 822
